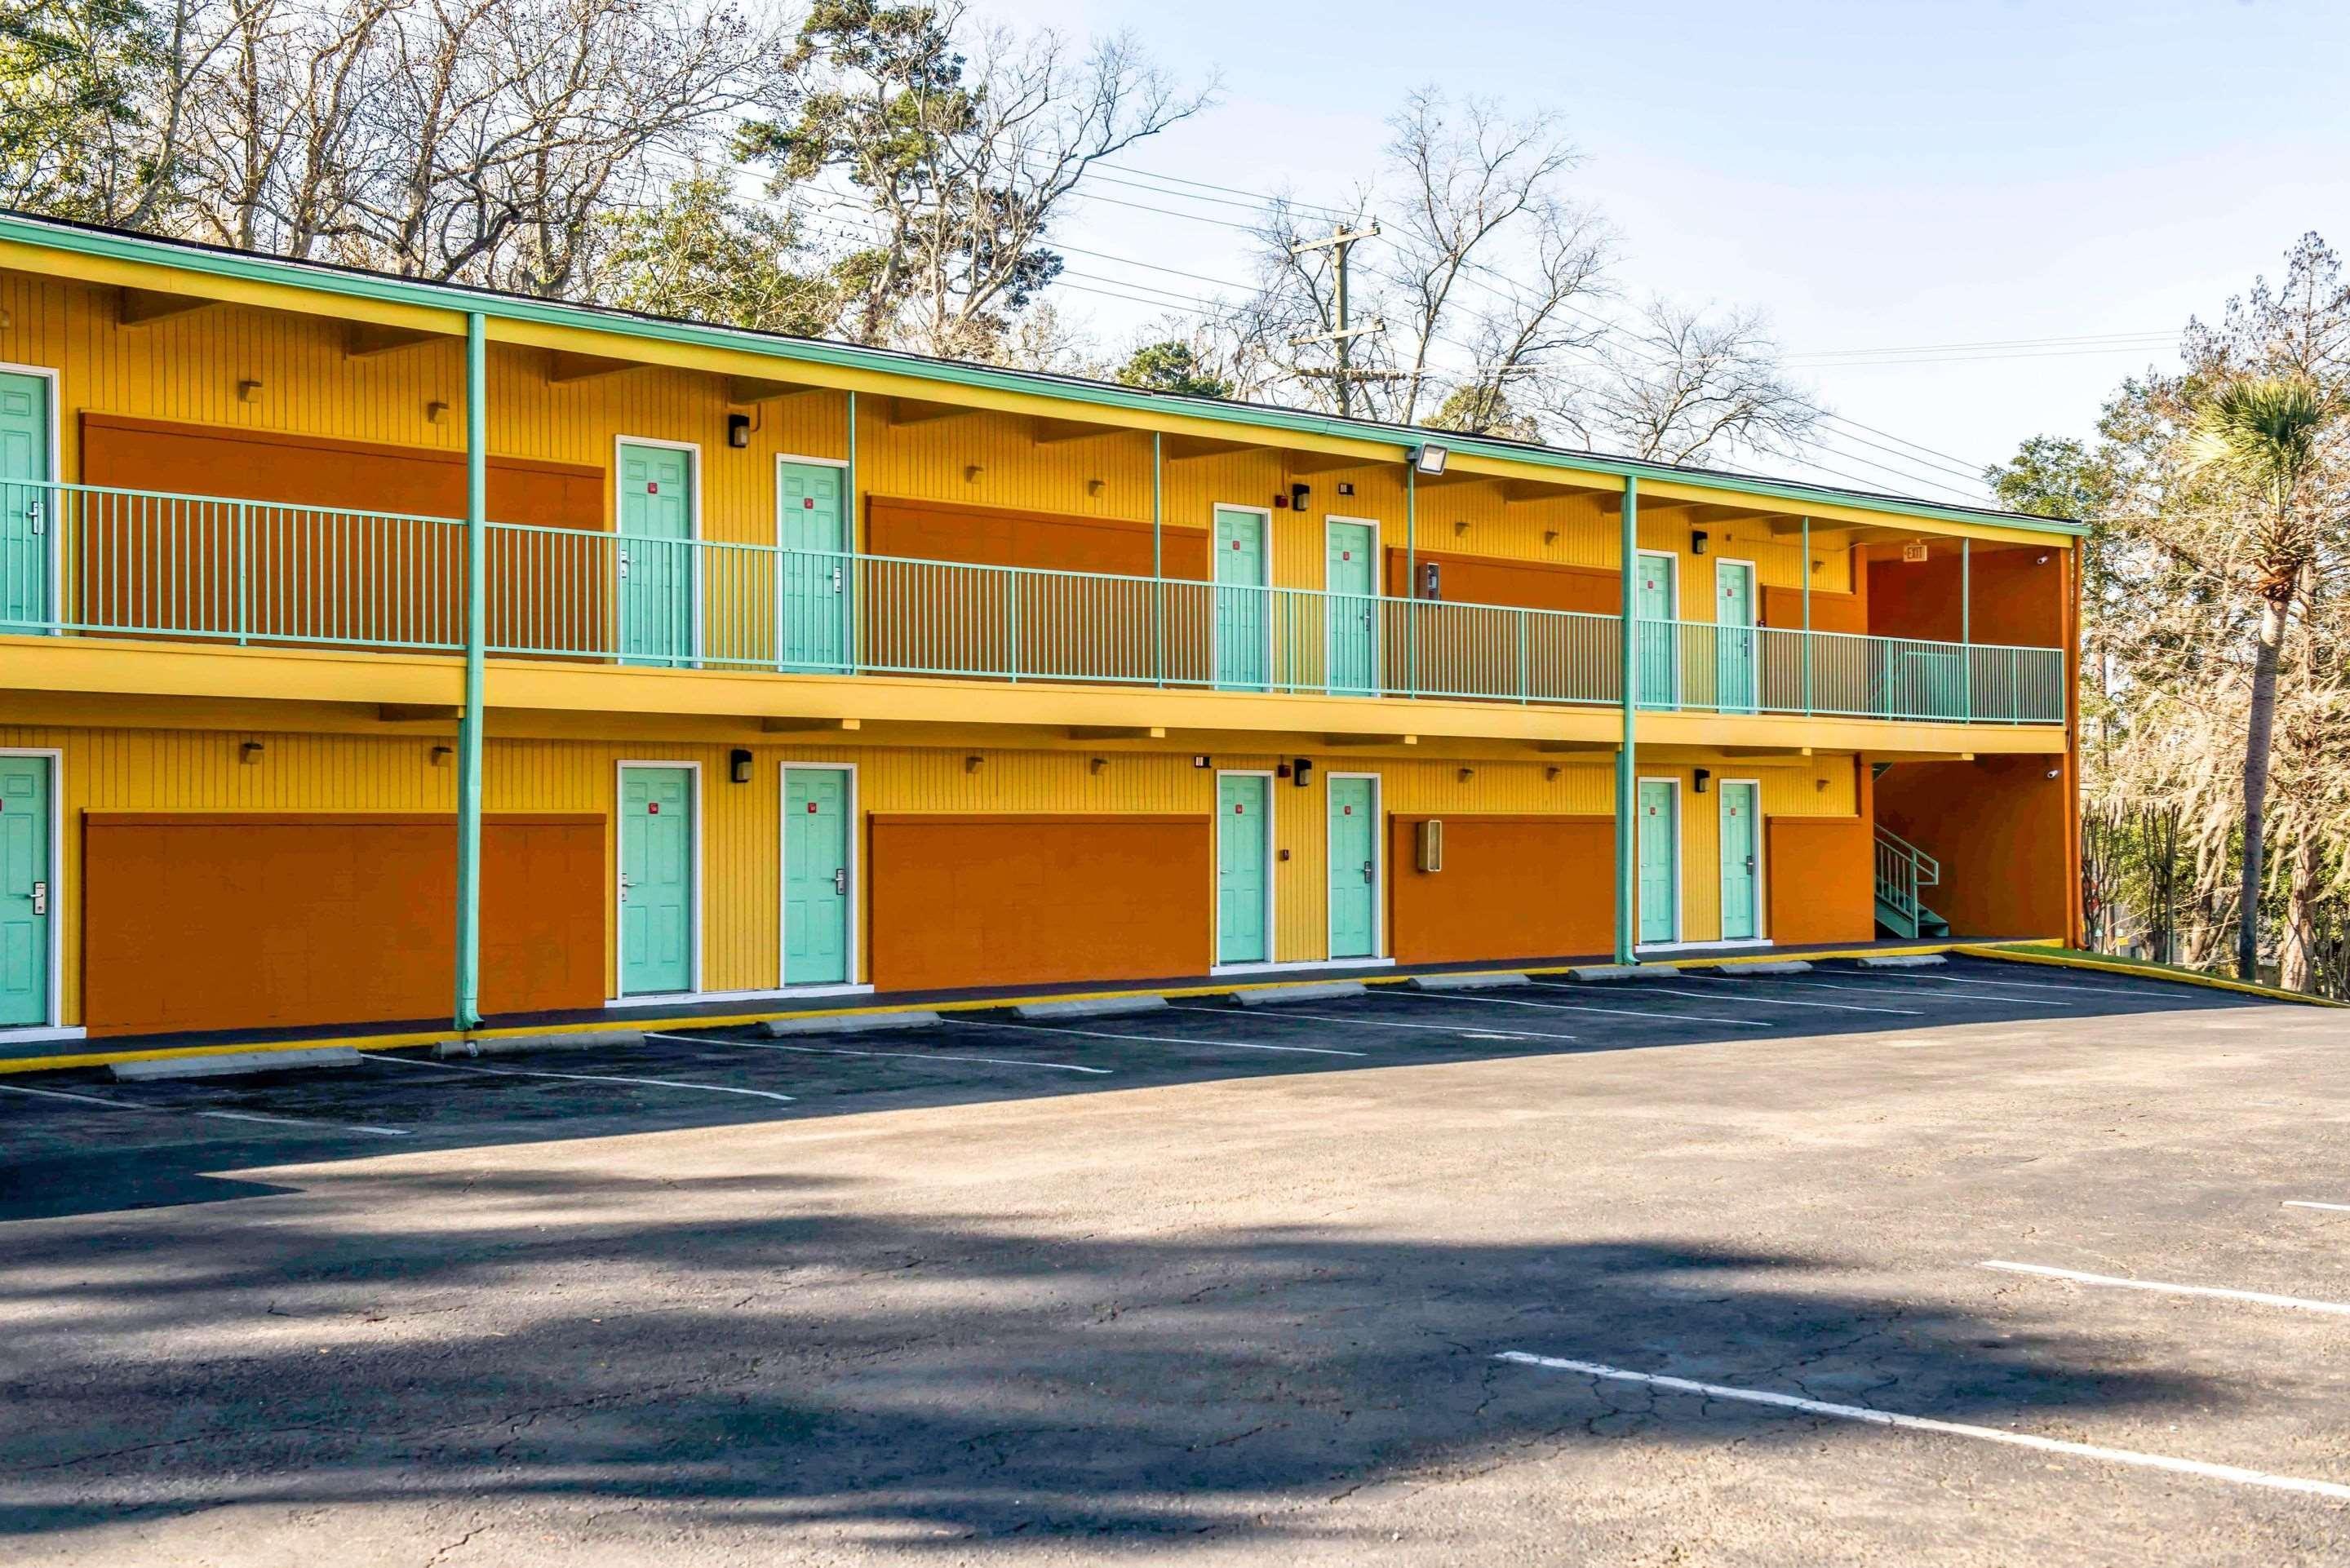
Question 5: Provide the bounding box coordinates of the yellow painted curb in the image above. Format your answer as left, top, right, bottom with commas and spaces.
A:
1957, 945, 2346, 1008
0, 939, 2133, 1078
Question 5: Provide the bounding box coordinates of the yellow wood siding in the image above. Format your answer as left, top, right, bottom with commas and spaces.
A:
8, 717, 1867, 1022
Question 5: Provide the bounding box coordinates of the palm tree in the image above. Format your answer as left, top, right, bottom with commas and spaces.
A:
2185, 375, 2341, 981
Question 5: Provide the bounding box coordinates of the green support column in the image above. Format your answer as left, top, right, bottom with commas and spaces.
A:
1152, 431, 1164, 686
845, 390, 859, 671
454, 311, 487, 1030
1405, 458, 1417, 696
1613, 475, 1639, 965
1960, 535, 1971, 720
1800, 516, 1812, 715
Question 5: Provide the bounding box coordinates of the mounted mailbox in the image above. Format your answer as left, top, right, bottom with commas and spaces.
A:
1416, 817, 1443, 874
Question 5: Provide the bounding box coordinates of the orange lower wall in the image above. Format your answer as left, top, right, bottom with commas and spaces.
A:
1387, 814, 1615, 963
82, 811, 603, 1035
867, 813, 1213, 990
1873, 755, 2071, 939
1766, 819, 1875, 944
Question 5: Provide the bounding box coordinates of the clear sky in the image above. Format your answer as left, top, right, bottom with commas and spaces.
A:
1000, 0, 2350, 503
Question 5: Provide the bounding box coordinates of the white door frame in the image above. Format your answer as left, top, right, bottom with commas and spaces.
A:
0, 361, 63, 636
1634, 773, 1684, 947
0, 746, 70, 1040
1718, 775, 1766, 942
612, 759, 703, 999
614, 436, 704, 667
777, 760, 862, 994
1324, 769, 1384, 960
1714, 554, 1759, 712
1214, 768, 1278, 968
1323, 513, 1381, 694
1634, 547, 1682, 709
1213, 503, 1276, 688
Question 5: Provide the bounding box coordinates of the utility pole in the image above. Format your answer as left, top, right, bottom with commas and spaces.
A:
1289, 223, 1385, 417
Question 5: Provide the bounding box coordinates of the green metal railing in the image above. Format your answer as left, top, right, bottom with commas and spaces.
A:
1874, 824, 1943, 930
0, 480, 2065, 724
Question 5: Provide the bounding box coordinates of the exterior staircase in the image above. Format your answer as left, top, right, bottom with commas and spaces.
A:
1874, 825, 1951, 939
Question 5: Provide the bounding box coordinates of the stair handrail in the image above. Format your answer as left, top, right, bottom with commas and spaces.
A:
1874, 823, 1940, 889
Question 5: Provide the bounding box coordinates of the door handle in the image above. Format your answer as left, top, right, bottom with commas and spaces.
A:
1745, 856, 1757, 873
1362, 859, 1374, 885
618, 873, 632, 903
30, 880, 46, 916
618, 549, 631, 580
832, 866, 848, 897
25, 499, 42, 535
830, 567, 843, 594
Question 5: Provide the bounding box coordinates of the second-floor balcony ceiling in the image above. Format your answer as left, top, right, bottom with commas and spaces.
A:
0, 481, 2068, 728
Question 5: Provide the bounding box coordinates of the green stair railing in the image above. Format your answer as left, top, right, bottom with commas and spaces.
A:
0, 478, 2066, 724
1873, 824, 1944, 933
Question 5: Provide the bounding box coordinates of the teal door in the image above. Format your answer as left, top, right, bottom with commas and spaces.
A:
1634, 551, 1678, 709
0, 372, 51, 631
1719, 780, 1759, 941
1213, 506, 1269, 691
783, 766, 851, 986
0, 756, 51, 1026
1637, 779, 1678, 945
1327, 774, 1377, 959
1217, 773, 1271, 964
619, 764, 694, 994
1714, 560, 1757, 714
1324, 520, 1377, 694
619, 442, 694, 667
778, 460, 849, 671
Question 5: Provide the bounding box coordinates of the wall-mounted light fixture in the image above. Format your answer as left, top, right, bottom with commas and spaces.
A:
1542, 529, 1560, 546
1692, 768, 1711, 794
1089, 756, 1107, 776
1086, 478, 1106, 497
726, 413, 752, 450
963, 464, 984, 482
1452, 519, 1470, 538
425, 401, 449, 425
238, 740, 265, 764
1457, 766, 1474, 783
1289, 482, 1312, 513
237, 379, 263, 403
1412, 443, 1449, 476
1692, 530, 1709, 556
1544, 765, 1562, 782
729, 746, 754, 784
1192, 755, 1212, 768
430, 744, 454, 768
1292, 758, 1314, 788
964, 755, 984, 773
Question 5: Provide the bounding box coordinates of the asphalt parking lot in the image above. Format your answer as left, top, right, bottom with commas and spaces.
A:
3, 957, 2347, 1564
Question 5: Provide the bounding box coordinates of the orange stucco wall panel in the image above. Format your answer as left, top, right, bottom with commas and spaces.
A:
1386, 813, 1614, 963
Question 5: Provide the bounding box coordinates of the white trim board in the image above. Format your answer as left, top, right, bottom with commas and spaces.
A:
611, 759, 705, 1002
778, 761, 861, 990
0, 746, 65, 1030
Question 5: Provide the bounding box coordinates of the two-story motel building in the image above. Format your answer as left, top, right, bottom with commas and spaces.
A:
0, 213, 2082, 1049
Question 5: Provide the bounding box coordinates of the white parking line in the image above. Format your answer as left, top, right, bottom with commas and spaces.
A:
196, 1109, 412, 1138
723, 1039, 1110, 1074
957, 1019, 1367, 1057
1859, 969, 2195, 1001
1496, 1351, 2350, 1500
0, 1079, 411, 1136
1983, 1260, 2350, 1316
0, 1081, 136, 1110
1632, 984, 1921, 1017
1678, 972, 2068, 1008
1168, 1004, 1557, 1042
1389, 989, 1771, 1029
363, 1052, 796, 1102
2286, 1201, 2350, 1213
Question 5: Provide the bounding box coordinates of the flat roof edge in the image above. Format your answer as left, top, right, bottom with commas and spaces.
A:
0, 210, 2086, 539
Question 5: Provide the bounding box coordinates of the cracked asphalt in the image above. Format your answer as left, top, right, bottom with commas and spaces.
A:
3, 959, 2348, 1564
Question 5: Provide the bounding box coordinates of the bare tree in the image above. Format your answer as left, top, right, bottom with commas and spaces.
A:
1247, 90, 1612, 429
1550, 297, 1820, 467
745, 2, 1214, 357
